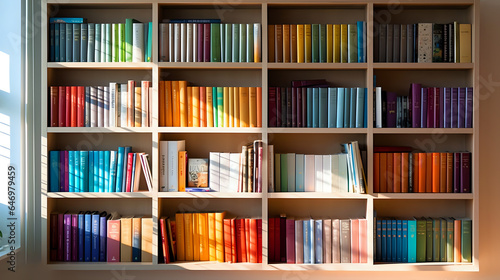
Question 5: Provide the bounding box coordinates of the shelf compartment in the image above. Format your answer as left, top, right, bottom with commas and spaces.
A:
47, 68, 153, 88
269, 69, 367, 88
268, 198, 368, 219
159, 69, 262, 87
158, 192, 262, 199
373, 133, 473, 152
269, 133, 366, 155
47, 3, 152, 24
46, 192, 152, 199
268, 4, 366, 25
158, 3, 262, 24
374, 199, 472, 219
46, 197, 153, 218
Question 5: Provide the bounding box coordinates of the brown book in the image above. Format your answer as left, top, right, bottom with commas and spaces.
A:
275, 25, 283, 63
446, 153, 454, 193
401, 153, 409, 192
187, 87, 193, 127
393, 153, 401, 193
374, 153, 380, 193
386, 153, 394, 192
282, 24, 290, 63
418, 153, 426, 193
127, 80, 135, 127
290, 24, 298, 63
141, 217, 153, 262
426, 153, 433, 193
50, 86, 58, 127
432, 152, 440, 193
165, 81, 173, 126
159, 81, 166, 126
239, 87, 249, 127
179, 80, 188, 127
268, 25, 275, 62
175, 213, 185, 261
454, 219, 462, 262
171, 81, 180, 126
440, 153, 447, 193
120, 217, 133, 262
379, 153, 387, 193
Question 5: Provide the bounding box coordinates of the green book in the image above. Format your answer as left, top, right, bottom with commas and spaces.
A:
274, 153, 281, 192
319, 24, 327, 63
147, 22, 153, 62
280, 154, 288, 192
118, 23, 125, 62
348, 23, 358, 63
125, 18, 135, 62
461, 218, 472, 263
211, 23, 221, 62
446, 218, 454, 262
246, 23, 254, 63
432, 218, 440, 262
232, 24, 240, 62
216, 87, 223, 127
112, 23, 119, 62
426, 218, 433, 262
105, 23, 112, 62
440, 218, 447, 262
416, 218, 426, 262
212, 87, 218, 127
225, 24, 232, 63
220, 24, 225, 62
311, 24, 319, 63
239, 23, 247, 62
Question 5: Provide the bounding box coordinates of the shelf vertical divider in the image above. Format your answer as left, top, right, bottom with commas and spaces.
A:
261, 2, 269, 267
472, 0, 480, 270
41, 0, 49, 266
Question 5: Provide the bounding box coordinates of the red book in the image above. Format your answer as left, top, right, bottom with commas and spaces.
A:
359, 219, 367, 263
65, 86, 71, 127
426, 153, 433, 192
268, 217, 275, 262
386, 153, 394, 192
401, 153, 409, 192
274, 217, 280, 263
280, 217, 286, 263
230, 219, 237, 263
379, 153, 387, 193
159, 217, 170, 263
224, 219, 232, 262
77, 86, 85, 127
70, 86, 77, 127
412, 153, 419, 193
249, 219, 258, 263
203, 24, 210, 62
374, 153, 380, 193
432, 152, 440, 193
393, 153, 401, 193
58, 86, 66, 127
286, 218, 295, 264
199, 87, 206, 127
257, 219, 262, 263
50, 86, 59, 127
107, 219, 121, 262
237, 218, 247, 262
350, 219, 360, 263
245, 218, 250, 262
125, 153, 134, 192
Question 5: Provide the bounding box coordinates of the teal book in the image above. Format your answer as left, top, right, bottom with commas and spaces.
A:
402, 220, 408, 262
295, 154, 305, 192
72, 24, 81, 62
408, 219, 417, 263
356, 87, 365, 128
109, 151, 117, 193
446, 218, 454, 262
74, 150, 80, 192
88, 151, 94, 192
147, 22, 153, 62
312, 88, 319, 128
143, 23, 148, 62
87, 23, 95, 62
287, 153, 295, 192
232, 24, 240, 62
318, 87, 328, 128
386, 219, 391, 261
391, 220, 397, 262
98, 150, 105, 192
104, 150, 111, 192
59, 23, 65, 62
224, 23, 232, 62
307, 88, 313, 127
416, 218, 426, 262
440, 218, 447, 262
115, 147, 125, 193
239, 23, 247, 62
327, 87, 337, 128
105, 23, 112, 62
381, 220, 387, 261
314, 219, 323, 263
349, 88, 356, 128
426, 218, 433, 262
121, 147, 132, 192
246, 23, 254, 63
49, 151, 60, 192
80, 23, 88, 62
348, 23, 358, 63
336, 88, 345, 128
125, 19, 135, 62
216, 87, 224, 127
461, 218, 472, 263
94, 23, 101, 62
319, 24, 327, 63
397, 220, 402, 262
280, 154, 288, 192
344, 88, 351, 128
211, 23, 221, 62
311, 24, 319, 62
212, 87, 218, 127
80, 151, 89, 192
65, 24, 73, 62
93, 151, 99, 192
220, 24, 225, 62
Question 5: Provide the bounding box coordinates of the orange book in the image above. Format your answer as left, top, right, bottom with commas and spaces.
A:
141, 217, 153, 262
223, 87, 230, 127
418, 153, 426, 193
412, 153, 419, 193
175, 213, 185, 261
70, 86, 77, 127
171, 81, 180, 126
199, 87, 206, 127
386, 153, 394, 193
192, 213, 200, 261
440, 153, 447, 193
401, 153, 409, 192
159, 81, 166, 126
224, 219, 232, 262
245, 219, 250, 261
134, 86, 142, 127
249, 218, 258, 263
426, 153, 433, 193
184, 213, 194, 261
77, 86, 85, 127
454, 219, 462, 263
229, 87, 235, 127
431, 152, 440, 193
393, 153, 401, 193
206, 87, 214, 127
215, 212, 226, 262
350, 219, 360, 263
283, 24, 290, 63
256, 87, 262, 127
127, 80, 135, 127
178, 151, 187, 192
233, 87, 240, 127
231, 219, 237, 263
165, 81, 173, 126
208, 212, 216, 261
379, 153, 387, 193
374, 153, 380, 193
120, 217, 133, 262
187, 87, 193, 127
236, 218, 247, 262
179, 80, 188, 127
192, 86, 200, 127
239, 87, 250, 127
249, 87, 257, 127
446, 153, 454, 193
199, 213, 209, 261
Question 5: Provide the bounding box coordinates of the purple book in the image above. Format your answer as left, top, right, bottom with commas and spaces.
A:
197, 23, 204, 62
291, 79, 327, 88
63, 151, 69, 192
297, 87, 303, 127
443, 87, 452, 128
58, 214, 64, 261
421, 88, 428, 128
453, 152, 461, 193
99, 214, 108, 261
301, 88, 307, 127
439, 87, 445, 128
64, 214, 72, 261
286, 218, 295, 264
276, 87, 282, 127
386, 91, 397, 128
286, 87, 292, 127
451, 88, 459, 128
268, 87, 277, 127
465, 87, 473, 128
59, 151, 65, 192
411, 83, 421, 128
427, 88, 435, 128
460, 152, 471, 193
435, 87, 441, 128
203, 24, 210, 62
71, 214, 78, 261
292, 87, 297, 127
458, 87, 466, 128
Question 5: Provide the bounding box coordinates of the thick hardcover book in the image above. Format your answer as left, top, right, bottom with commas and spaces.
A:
314, 219, 323, 263
465, 87, 473, 128
408, 219, 417, 263
91, 212, 100, 261
340, 219, 351, 263
386, 92, 397, 128
459, 24, 472, 63
461, 219, 472, 263
418, 23, 432, 63
72, 24, 80, 62
107, 219, 120, 262
446, 218, 454, 262
99, 213, 108, 261
416, 218, 426, 262
454, 152, 461, 193
80, 23, 88, 62
432, 24, 444, 62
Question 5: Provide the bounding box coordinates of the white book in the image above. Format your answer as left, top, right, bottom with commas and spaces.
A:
219, 152, 231, 192
103, 86, 110, 127
331, 154, 340, 192
304, 154, 315, 192
94, 23, 101, 62
295, 153, 304, 192
101, 24, 106, 62
97, 86, 104, 127
185, 23, 192, 62
159, 141, 169, 192
209, 152, 220, 192
322, 155, 332, 193
314, 155, 323, 192
338, 153, 348, 193
120, 83, 128, 127
295, 219, 304, 264
90, 86, 97, 127
141, 81, 149, 127
112, 23, 117, 62
375, 87, 382, 128
192, 23, 197, 62
169, 23, 174, 62
167, 140, 185, 192
287, 153, 295, 192
180, 23, 187, 62
174, 23, 181, 62
132, 23, 145, 62
268, 144, 274, 193
229, 153, 240, 192
109, 82, 117, 127
417, 23, 432, 63
254, 23, 261, 62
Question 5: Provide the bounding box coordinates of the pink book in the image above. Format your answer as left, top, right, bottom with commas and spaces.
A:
125, 153, 134, 192
63, 214, 72, 261
58, 86, 66, 127
197, 23, 204, 62
107, 219, 121, 262
350, 219, 360, 263
323, 219, 332, 263
359, 219, 368, 263
332, 219, 340, 263
286, 218, 295, 264
63, 151, 69, 192
65, 86, 71, 128
203, 24, 210, 62
294, 219, 303, 264
257, 219, 262, 263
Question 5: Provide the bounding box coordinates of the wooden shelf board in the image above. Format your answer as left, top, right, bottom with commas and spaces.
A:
372, 128, 473, 134
158, 192, 263, 199
47, 62, 154, 69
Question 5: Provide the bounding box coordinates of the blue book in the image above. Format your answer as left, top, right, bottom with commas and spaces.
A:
458, 87, 466, 128
357, 21, 365, 63
54, 23, 60, 62
73, 23, 81, 62
376, 220, 382, 262
80, 151, 89, 192
318, 87, 328, 128
319, 24, 327, 63
59, 23, 66, 62
78, 213, 85, 261
130, 153, 137, 191
65, 23, 73, 62
109, 151, 117, 193
87, 23, 95, 62
336, 88, 345, 128
94, 23, 101, 62
391, 220, 397, 262
81, 23, 88, 62
169, 19, 222, 23
349, 88, 356, 128
98, 151, 104, 192
212, 87, 218, 127
49, 151, 60, 192
91, 212, 100, 261
239, 23, 247, 63
295, 154, 305, 192
314, 219, 323, 263
327, 87, 337, 128
217, 87, 224, 127
396, 220, 402, 262
50, 23, 55, 61
408, 219, 417, 263
386, 220, 392, 261
93, 151, 99, 192
132, 218, 142, 262
148, 22, 153, 62
344, 88, 351, 128
364, 89, 368, 128
88, 151, 94, 192
312, 88, 319, 128
84, 212, 92, 261
116, 147, 125, 192
50, 17, 86, 23
381, 220, 387, 262
104, 150, 111, 192
356, 87, 365, 128
421, 88, 428, 128
465, 87, 473, 128
99, 213, 108, 261
402, 220, 408, 263
68, 151, 75, 192
307, 88, 313, 127
232, 24, 240, 62
74, 151, 80, 192
122, 147, 132, 192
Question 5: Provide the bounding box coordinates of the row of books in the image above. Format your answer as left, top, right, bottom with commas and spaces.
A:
173, 212, 262, 263
159, 21, 262, 63
49, 18, 152, 63
269, 216, 367, 264
50, 212, 153, 263
375, 218, 472, 263
373, 150, 471, 193
374, 84, 473, 128
159, 81, 262, 128
373, 22, 472, 63
49, 81, 152, 127
268, 22, 367, 63
269, 141, 367, 194
48, 149, 152, 193
269, 85, 367, 128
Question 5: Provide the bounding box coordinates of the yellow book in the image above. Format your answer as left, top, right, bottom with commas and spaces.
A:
120, 217, 133, 262
249, 87, 257, 127
290, 24, 297, 63
208, 212, 216, 261
134, 86, 141, 127
199, 212, 209, 261
178, 150, 187, 192
187, 87, 193, 127
297, 24, 304, 63
141, 217, 153, 262
179, 80, 188, 127
229, 87, 234, 127
340, 24, 348, 63
459, 23, 472, 63
175, 213, 185, 261
333, 24, 341, 63
233, 87, 240, 127
239, 87, 249, 127
223, 87, 230, 127
184, 213, 194, 261
192, 86, 200, 127
159, 81, 166, 126
304, 24, 312, 63
206, 87, 214, 127
165, 81, 173, 126
193, 213, 200, 261
172, 81, 180, 126
215, 211, 226, 262
327, 24, 333, 63
283, 24, 290, 63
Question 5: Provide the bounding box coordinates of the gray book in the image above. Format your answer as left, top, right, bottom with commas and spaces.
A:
87, 23, 95, 62
80, 23, 88, 62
